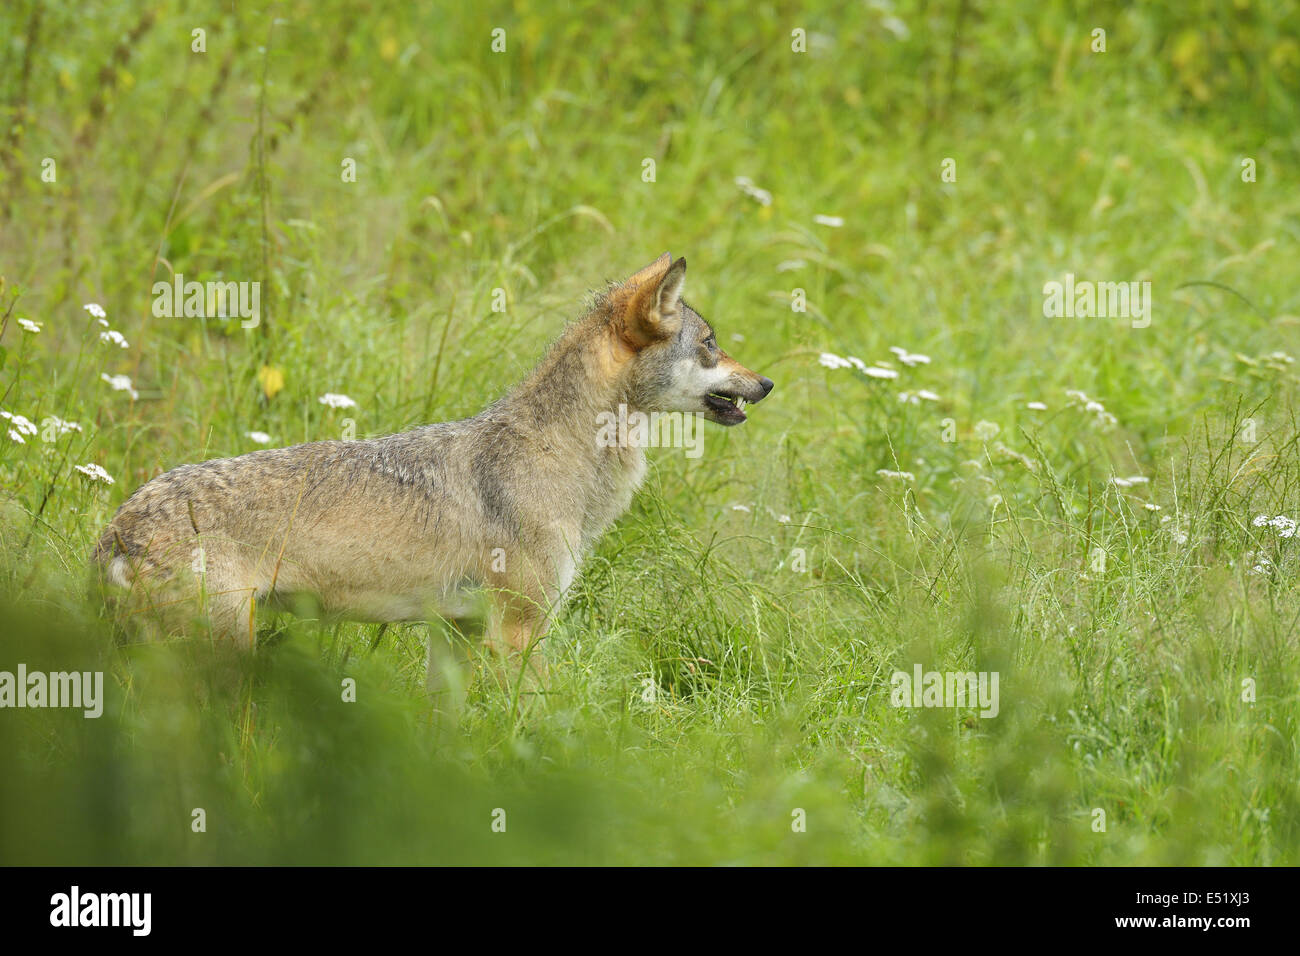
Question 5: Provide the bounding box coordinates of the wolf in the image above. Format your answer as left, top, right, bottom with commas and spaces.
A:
93, 253, 773, 686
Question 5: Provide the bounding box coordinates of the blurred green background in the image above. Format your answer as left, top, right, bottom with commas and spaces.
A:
1, 0, 1298, 864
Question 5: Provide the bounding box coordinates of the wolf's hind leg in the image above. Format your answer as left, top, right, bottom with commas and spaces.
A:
201, 579, 259, 649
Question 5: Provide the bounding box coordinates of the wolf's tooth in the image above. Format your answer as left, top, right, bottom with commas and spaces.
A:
737, 397, 746, 409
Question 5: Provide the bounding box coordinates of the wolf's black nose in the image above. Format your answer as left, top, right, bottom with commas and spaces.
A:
757, 377, 774, 397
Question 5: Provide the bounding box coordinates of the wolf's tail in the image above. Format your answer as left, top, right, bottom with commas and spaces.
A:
91, 523, 140, 590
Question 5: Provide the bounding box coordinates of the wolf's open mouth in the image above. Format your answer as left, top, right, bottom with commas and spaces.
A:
705, 391, 748, 424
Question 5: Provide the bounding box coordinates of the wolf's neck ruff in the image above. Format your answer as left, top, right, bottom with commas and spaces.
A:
483, 309, 650, 553
499, 313, 640, 430
501, 320, 631, 423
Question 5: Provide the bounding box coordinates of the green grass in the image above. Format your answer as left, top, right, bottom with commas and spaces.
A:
1, 0, 1298, 864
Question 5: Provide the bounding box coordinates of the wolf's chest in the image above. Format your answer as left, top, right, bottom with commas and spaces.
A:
580, 445, 646, 540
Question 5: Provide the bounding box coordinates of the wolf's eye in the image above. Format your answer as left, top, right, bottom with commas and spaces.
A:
703, 334, 716, 349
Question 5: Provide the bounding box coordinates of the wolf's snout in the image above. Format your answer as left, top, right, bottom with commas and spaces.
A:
742, 375, 773, 403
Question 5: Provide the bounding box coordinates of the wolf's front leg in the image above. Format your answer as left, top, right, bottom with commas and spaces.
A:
425, 619, 474, 723
481, 599, 551, 697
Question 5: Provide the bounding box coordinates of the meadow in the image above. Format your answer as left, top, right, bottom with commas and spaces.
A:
1, 0, 1297, 865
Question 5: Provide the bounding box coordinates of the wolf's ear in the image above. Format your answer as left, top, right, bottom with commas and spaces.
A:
653, 256, 687, 317
617, 255, 687, 346
623, 252, 672, 288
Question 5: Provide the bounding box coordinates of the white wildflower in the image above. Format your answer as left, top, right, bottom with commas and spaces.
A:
733, 176, 773, 206
46, 416, 82, 435
246, 431, 272, 445
1027, 401, 1047, 411
974, 420, 1000, 441
74, 463, 114, 485
1252, 514, 1296, 538
731, 504, 752, 513
83, 303, 107, 319
1, 410, 37, 434
1, 410, 37, 444
813, 214, 844, 228
876, 468, 915, 481
318, 393, 358, 409
17, 318, 41, 334
861, 365, 899, 380
99, 329, 129, 348
101, 373, 139, 399
819, 352, 852, 370
889, 346, 931, 367
1066, 390, 1117, 427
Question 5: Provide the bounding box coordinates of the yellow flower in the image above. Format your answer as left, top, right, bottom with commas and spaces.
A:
257, 365, 285, 400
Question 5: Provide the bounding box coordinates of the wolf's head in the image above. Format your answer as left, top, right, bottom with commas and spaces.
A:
607, 253, 773, 426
